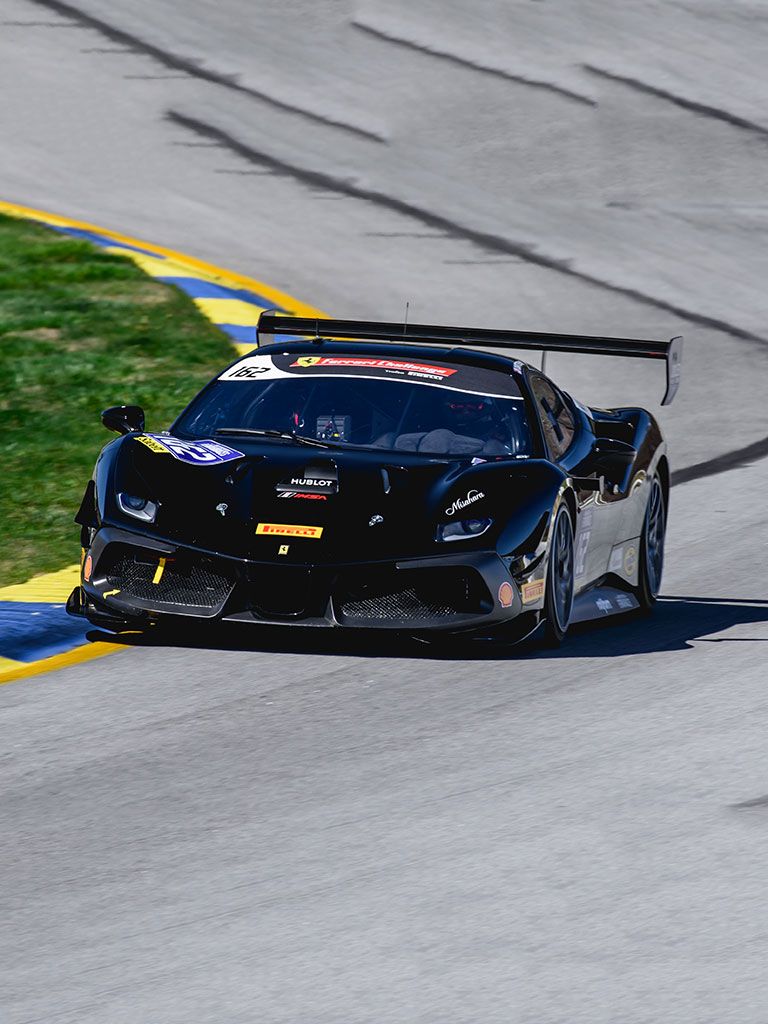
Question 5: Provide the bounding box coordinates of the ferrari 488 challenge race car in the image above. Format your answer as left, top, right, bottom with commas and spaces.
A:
67, 314, 682, 646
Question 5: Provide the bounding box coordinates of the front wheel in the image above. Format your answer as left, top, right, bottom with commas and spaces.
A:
637, 476, 666, 612
542, 505, 575, 647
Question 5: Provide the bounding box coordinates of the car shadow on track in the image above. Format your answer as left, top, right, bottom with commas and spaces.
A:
84, 596, 768, 661
535, 596, 768, 661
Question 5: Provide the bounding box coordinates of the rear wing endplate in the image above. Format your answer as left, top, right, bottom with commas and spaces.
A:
256, 313, 683, 406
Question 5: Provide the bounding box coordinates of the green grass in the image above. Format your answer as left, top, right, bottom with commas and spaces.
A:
0, 214, 237, 585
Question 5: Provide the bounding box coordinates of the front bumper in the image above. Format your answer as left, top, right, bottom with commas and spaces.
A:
74, 526, 527, 632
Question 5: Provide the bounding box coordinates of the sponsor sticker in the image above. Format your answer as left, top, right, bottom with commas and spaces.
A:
608, 545, 624, 574
616, 593, 634, 610
291, 477, 334, 488
596, 597, 613, 613
623, 545, 637, 576
278, 492, 328, 500
278, 544, 290, 556
136, 434, 244, 466
608, 542, 638, 577
135, 434, 169, 454
498, 582, 514, 608
445, 489, 485, 516
290, 355, 457, 380
574, 505, 593, 579
276, 474, 337, 496
521, 580, 545, 604
256, 523, 323, 539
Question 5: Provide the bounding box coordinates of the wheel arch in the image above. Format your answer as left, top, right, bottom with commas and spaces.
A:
656, 455, 670, 514
561, 487, 578, 531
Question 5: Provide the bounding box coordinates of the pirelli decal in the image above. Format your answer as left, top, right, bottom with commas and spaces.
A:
521, 580, 545, 605
256, 523, 324, 539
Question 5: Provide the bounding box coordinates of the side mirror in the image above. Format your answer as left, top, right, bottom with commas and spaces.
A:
593, 437, 636, 486
101, 405, 145, 435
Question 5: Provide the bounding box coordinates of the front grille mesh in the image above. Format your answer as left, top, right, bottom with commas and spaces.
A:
341, 587, 459, 622
104, 548, 233, 609
338, 569, 488, 623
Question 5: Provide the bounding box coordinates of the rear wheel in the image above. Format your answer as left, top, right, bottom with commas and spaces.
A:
637, 476, 666, 612
542, 505, 575, 647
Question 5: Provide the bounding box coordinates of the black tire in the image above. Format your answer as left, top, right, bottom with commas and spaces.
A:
542, 505, 575, 647
637, 475, 666, 612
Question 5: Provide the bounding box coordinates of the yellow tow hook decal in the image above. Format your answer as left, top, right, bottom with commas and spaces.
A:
152, 557, 167, 584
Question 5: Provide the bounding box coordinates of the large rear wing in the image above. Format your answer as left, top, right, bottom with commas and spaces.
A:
256, 313, 683, 406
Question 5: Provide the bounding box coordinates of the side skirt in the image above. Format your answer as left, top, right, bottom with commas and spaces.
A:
571, 585, 639, 623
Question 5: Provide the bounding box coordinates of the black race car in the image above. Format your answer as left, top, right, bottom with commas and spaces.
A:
67, 314, 682, 646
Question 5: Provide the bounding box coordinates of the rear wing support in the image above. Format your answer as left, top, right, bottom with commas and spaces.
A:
256, 313, 683, 406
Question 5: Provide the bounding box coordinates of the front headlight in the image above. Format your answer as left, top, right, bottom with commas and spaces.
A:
436, 517, 493, 542
118, 492, 158, 523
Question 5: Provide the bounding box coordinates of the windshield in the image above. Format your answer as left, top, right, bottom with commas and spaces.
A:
174, 353, 533, 457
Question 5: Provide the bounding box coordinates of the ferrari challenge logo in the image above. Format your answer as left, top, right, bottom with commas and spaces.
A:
256, 523, 324, 539
290, 355, 457, 378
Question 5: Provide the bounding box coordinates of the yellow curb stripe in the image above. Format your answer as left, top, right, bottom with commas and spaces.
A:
193, 297, 265, 326
0, 564, 81, 603
233, 341, 260, 357
0, 199, 325, 319
0, 642, 124, 687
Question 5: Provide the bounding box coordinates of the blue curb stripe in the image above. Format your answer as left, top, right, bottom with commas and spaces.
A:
49, 225, 164, 258
215, 324, 307, 344
0, 603, 92, 662
155, 276, 287, 309
214, 322, 259, 343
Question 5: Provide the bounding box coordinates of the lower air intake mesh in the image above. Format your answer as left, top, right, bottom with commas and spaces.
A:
338, 569, 489, 624
104, 548, 233, 609
341, 587, 459, 622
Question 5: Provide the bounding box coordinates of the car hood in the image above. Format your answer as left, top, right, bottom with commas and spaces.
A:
110, 435, 554, 563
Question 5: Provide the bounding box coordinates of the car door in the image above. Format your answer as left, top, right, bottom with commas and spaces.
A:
527, 372, 616, 589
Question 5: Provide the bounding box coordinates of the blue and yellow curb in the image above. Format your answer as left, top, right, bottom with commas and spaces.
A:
0, 200, 323, 685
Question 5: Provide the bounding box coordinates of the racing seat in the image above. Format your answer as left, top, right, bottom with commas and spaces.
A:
374, 428, 507, 456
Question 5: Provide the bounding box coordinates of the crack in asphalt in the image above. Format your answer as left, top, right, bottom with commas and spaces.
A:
352, 19, 597, 108
166, 109, 768, 351
584, 64, 768, 139
26, 0, 387, 143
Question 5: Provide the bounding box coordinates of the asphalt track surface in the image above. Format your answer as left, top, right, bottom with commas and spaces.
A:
3, 2, 768, 1021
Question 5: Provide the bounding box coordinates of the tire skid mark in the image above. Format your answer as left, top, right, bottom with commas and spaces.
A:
584, 64, 768, 139
671, 433, 768, 486
352, 19, 596, 108
167, 109, 768, 348
25, 0, 387, 143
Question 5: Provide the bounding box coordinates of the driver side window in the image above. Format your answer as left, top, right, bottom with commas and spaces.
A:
529, 375, 575, 461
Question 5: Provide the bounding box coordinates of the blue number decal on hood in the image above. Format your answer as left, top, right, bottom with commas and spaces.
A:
137, 434, 244, 465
